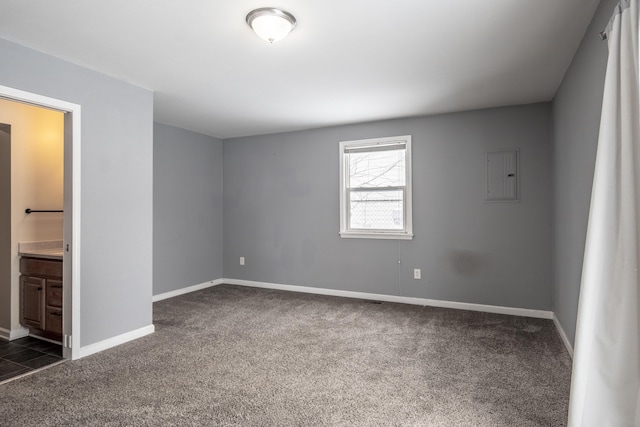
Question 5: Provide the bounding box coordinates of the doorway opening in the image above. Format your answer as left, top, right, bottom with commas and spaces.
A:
0, 85, 81, 365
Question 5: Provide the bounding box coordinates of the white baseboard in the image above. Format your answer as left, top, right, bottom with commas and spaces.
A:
0, 325, 30, 341
77, 324, 155, 359
152, 279, 224, 302
222, 278, 554, 320
553, 314, 574, 357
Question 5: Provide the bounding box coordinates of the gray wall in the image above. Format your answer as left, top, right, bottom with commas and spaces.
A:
224, 103, 553, 310
0, 38, 154, 347
551, 0, 618, 345
153, 122, 224, 295
0, 126, 10, 331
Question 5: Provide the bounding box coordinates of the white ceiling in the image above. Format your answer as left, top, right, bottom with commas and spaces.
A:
0, 1, 600, 139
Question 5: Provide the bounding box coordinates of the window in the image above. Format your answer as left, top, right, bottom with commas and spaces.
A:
339, 135, 413, 239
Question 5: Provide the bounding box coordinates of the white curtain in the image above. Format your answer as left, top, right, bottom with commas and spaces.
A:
568, 0, 640, 425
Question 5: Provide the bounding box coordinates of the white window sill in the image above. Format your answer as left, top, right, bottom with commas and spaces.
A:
339, 231, 414, 240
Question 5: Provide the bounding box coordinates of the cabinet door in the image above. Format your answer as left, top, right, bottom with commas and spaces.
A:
20, 276, 45, 329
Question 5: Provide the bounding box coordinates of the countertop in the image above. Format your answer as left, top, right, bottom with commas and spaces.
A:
19, 248, 63, 260
18, 240, 63, 261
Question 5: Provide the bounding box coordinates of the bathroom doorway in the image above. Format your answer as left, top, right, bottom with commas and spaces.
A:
0, 103, 65, 382
0, 85, 81, 363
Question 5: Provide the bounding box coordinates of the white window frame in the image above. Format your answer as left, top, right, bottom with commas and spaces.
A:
339, 135, 413, 240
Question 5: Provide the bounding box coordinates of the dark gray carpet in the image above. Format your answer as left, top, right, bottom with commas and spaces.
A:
0, 284, 572, 426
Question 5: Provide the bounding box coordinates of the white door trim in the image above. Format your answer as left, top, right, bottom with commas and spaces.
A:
0, 85, 82, 360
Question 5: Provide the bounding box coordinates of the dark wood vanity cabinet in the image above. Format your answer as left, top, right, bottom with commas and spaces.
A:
19, 257, 63, 342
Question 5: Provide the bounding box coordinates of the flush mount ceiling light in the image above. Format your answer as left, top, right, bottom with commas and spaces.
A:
246, 8, 297, 44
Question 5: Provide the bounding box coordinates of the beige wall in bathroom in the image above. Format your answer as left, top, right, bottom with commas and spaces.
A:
0, 98, 63, 335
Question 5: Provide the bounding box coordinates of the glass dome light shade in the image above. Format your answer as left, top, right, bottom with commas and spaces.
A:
246, 8, 297, 44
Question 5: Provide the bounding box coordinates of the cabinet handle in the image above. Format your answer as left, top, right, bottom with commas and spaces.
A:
51, 285, 62, 289
50, 312, 62, 317
37, 287, 42, 291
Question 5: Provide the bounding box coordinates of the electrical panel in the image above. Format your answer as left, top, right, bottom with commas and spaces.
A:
485, 149, 519, 201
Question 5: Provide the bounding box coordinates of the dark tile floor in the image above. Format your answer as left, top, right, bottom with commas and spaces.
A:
0, 336, 63, 383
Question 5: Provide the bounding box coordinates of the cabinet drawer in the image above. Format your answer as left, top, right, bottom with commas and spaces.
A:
20, 257, 62, 278
45, 307, 63, 336
47, 279, 63, 308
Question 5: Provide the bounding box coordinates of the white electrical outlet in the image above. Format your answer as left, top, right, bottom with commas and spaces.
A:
414, 269, 421, 279
240, 256, 245, 266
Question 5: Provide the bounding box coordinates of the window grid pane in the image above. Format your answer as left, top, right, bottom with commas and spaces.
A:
349, 189, 404, 230
347, 149, 405, 188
